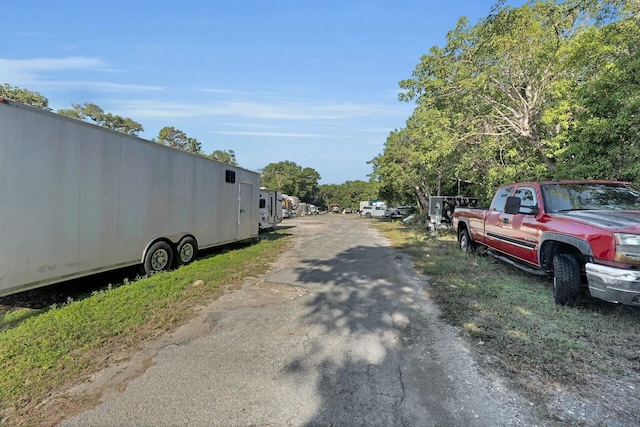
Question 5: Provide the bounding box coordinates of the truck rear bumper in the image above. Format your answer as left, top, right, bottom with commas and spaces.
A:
586, 263, 640, 306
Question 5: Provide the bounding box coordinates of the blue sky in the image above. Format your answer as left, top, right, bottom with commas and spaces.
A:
2, 1, 524, 184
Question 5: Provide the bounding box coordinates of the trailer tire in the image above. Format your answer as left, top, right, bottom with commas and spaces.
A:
144, 241, 174, 275
458, 228, 476, 253
552, 253, 581, 305
177, 237, 198, 265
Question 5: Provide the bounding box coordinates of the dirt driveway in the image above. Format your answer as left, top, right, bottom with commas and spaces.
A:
62, 214, 544, 426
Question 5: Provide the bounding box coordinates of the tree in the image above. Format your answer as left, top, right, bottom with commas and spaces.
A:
318, 180, 379, 210
156, 126, 202, 153
0, 84, 50, 110
398, 2, 582, 182
208, 149, 238, 166
374, 0, 630, 205
556, 2, 640, 181
370, 108, 464, 210
260, 161, 320, 203
58, 103, 143, 136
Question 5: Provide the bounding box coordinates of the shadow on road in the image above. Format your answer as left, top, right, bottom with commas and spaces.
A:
282, 243, 454, 425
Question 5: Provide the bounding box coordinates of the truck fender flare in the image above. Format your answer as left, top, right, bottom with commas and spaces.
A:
538, 232, 593, 266
455, 217, 473, 240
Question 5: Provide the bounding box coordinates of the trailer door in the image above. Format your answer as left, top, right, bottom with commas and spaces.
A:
238, 182, 253, 239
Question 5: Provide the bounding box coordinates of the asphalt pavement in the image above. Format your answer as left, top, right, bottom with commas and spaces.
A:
62, 214, 540, 426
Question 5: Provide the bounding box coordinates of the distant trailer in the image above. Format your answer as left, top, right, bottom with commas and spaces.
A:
0, 98, 260, 297
259, 189, 283, 231
427, 196, 478, 228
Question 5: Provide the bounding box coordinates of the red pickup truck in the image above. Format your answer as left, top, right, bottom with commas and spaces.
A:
453, 180, 640, 306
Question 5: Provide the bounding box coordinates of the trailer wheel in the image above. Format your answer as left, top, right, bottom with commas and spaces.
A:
458, 228, 476, 253
552, 253, 581, 305
177, 237, 198, 265
144, 241, 174, 275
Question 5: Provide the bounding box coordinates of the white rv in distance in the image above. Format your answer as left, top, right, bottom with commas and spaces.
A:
258, 189, 283, 231
0, 98, 260, 297
281, 194, 300, 218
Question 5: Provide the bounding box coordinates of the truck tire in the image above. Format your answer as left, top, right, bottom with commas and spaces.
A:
177, 237, 198, 265
365, 212, 372, 218
458, 228, 476, 253
144, 241, 174, 275
552, 253, 581, 305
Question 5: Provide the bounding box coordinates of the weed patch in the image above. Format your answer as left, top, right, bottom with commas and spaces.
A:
0, 233, 288, 422
375, 222, 640, 402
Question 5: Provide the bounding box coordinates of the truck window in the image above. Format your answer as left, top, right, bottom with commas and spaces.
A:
514, 187, 536, 208
542, 182, 640, 212
491, 187, 514, 212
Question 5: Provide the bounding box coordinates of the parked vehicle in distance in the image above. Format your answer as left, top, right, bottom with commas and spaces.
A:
0, 98, 260, 297
384, 208, 403, 219
258, 189, 283, 231
453, 180, 640, 306
395, 205, 414, 216
361, 205, 386, 218
281, 194, 299, 216
343, 208, 353, 214
428, 196, 478, 229
330, 203, 341, 213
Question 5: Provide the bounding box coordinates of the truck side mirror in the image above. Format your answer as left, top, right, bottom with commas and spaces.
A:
505, 196, 539, 215
504, 196, 521, 214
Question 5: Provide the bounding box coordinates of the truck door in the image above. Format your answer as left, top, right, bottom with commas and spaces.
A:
484, 186, 514, 254
500, 186, 540, 265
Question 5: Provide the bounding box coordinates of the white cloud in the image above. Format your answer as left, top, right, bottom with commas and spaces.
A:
114, 98, 402, 122
213, 130, 331, 138
0, 56, 106, 77
41, 80, 163, 92
0, 56, 161, 93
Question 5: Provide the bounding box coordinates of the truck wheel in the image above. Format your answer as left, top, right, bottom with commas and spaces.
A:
177, 237, 198, 265
365, 212, 372, 218
458, 228, 476, 253
144, 241, 174, 275
552, 254, 581, 305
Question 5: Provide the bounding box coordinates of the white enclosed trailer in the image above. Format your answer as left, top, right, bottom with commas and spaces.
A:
0, 98, 260, 297
258, 188, 283, 231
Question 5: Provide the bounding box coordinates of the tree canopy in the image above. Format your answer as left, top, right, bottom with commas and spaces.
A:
260, 161, 321, 203
58, 103, 144, 136
372, 0, 637, 208
207, 149, 238, 166
318, 180, 380, 210
155, 126, 202, 153
0, 84, 50, 110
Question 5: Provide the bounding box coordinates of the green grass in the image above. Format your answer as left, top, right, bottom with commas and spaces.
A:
375, 222, 640, 399
0, 232, 288, 421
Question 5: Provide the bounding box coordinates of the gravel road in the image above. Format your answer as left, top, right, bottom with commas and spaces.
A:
62, 214, 543, 426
